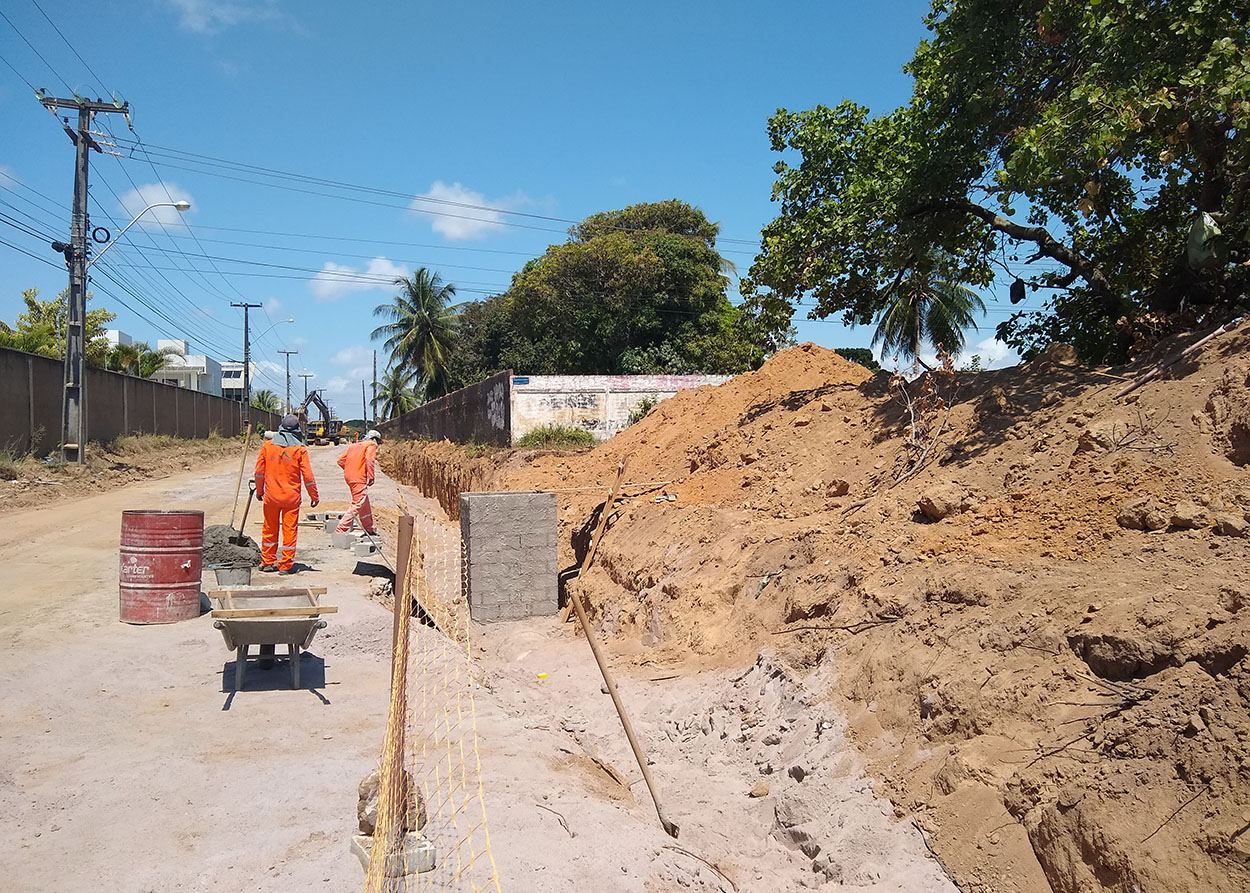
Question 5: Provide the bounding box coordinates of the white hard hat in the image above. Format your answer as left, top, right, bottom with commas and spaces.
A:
365, 429, 382, 442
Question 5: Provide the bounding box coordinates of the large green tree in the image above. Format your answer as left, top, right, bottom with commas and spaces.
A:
446, 200, 768, 387
743, 0, 1250, 363
1, 288, 116, 365
372, 268, 461, 401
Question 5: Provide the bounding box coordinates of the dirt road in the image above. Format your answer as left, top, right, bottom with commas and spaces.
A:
1, 443, 956, 891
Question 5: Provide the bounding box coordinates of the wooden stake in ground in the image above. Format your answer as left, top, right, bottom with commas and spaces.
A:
228, 423, 254, 530
559, 456, 630, 623
366, 514, 415, 889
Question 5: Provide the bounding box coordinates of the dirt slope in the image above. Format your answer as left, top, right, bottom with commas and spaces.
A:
382, 334, 1250, 893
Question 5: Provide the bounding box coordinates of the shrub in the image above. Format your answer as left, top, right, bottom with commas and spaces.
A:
0, 450, 19, 481
514, 424, 595, 449
627, 394, 661, 426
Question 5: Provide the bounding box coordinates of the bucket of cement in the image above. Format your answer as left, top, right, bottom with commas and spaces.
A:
211, 563, 252, 587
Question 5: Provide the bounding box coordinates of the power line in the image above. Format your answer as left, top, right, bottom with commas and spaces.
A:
0, 234, 62, 267
0, 8, 71, 93
28, 0, 111, 96
106, 136, 764, 248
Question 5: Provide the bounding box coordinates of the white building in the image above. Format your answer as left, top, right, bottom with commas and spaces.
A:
104, 329, 132, 348
221, 361, 253, 402
154, 339, 223, 395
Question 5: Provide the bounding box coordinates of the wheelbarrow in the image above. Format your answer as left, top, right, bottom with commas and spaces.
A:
208, 586, 336, 690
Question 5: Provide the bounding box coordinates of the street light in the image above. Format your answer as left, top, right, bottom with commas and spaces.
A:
53, 199, 190, 464
85, 201, 191, 269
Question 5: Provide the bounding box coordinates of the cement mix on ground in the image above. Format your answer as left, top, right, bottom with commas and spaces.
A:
203, 523, 261, 566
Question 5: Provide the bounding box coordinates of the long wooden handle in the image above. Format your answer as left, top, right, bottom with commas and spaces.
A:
568, 584, 679, 839
559, 456, 630, 623
229, 423, 254, 529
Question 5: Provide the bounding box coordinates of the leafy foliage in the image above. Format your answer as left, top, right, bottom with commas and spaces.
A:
871, 258, 985, 365
1, 288, 115, 365
743, 0, 1250, 363
106, 341, 180, 378
833, 347, 881, 372
376, 364, 420, 420
627, 394, 661, 426
250, 389, 280, 413
372, 268, 461, 401
445, 201, 785, 390
514, 424, 596, 449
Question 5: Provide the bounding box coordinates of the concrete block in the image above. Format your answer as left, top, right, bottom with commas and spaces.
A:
350, 833, 436, 876
354, 540, 379, 557
332, 530, 365, 549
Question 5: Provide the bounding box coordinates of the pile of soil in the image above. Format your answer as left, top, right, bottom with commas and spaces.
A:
3, 436, 243, 514
203, 523, 261, 566
382, 333, 1250, 893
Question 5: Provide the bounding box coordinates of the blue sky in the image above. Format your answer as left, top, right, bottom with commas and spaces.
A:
1, 0, 1027, 413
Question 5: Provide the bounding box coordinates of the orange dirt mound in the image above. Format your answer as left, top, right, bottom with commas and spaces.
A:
383, 330, 1250, 893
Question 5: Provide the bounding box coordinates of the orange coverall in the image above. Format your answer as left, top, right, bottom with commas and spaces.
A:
254, 441, 319, 571
335, 440, 377, 533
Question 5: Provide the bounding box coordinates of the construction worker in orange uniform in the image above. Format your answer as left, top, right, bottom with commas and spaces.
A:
254, 414, 319, 574
335, 429, 380, 535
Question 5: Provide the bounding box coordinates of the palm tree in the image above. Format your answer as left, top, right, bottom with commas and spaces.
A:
371, 268, 461, 401
107, 342, 142, 374
376, 365, 419, 420
871, 258, 986, 368
135, 342, 180, 378
106, 341, 179, 378
251, 389, 281, 413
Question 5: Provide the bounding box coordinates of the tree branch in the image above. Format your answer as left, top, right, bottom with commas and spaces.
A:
908, 199, 1118, 309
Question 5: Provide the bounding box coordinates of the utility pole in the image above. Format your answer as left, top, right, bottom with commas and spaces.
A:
362, 379, 367, 422
372, 350, 377, 426
278, 349, 298, 413
231, 302, 262, 423
40, 93, 130, 464
298, 372, 314, 402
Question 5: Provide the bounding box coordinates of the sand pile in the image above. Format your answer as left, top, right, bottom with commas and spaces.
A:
383, 334, 1250, 893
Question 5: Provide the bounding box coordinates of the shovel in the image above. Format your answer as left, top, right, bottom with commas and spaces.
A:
232, 482, 256, 546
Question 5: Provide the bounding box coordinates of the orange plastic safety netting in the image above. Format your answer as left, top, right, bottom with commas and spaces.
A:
364, 513, 500, 892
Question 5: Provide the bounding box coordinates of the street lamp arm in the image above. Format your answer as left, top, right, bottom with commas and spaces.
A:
85, 200, 190, 270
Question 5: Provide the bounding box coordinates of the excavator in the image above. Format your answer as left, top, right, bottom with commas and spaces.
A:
299, 389, 348, 445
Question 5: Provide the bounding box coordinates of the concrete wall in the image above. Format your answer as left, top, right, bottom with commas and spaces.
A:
0, 346, 279, 456
377, 369, 511, 447
510, 373, 731, 442
460, 491, 557, 623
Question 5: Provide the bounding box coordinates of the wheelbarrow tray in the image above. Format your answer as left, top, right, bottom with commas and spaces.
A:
209, 587, 336, 689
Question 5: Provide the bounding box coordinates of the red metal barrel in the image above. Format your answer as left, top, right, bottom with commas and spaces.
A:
119, 510, 205, 624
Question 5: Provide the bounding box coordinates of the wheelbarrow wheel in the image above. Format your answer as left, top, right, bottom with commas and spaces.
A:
259, 643, 275, 669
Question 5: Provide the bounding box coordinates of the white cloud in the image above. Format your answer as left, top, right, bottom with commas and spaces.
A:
164, 0, 280, 35
265, 297, 282, 312
310, 256, 407, 301
117, 182, 195, 228
410, 181, 529, 241
960, 335, 1019, 370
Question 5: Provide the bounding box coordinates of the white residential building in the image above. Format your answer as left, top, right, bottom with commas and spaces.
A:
154, 339, 223, 395
221, 361, 253, 402
104, 329, 133, 348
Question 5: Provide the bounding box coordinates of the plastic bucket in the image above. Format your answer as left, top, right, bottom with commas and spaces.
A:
119, 510, 204, 624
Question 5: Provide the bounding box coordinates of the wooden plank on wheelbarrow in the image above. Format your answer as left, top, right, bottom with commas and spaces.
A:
211, 605, 339, 619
